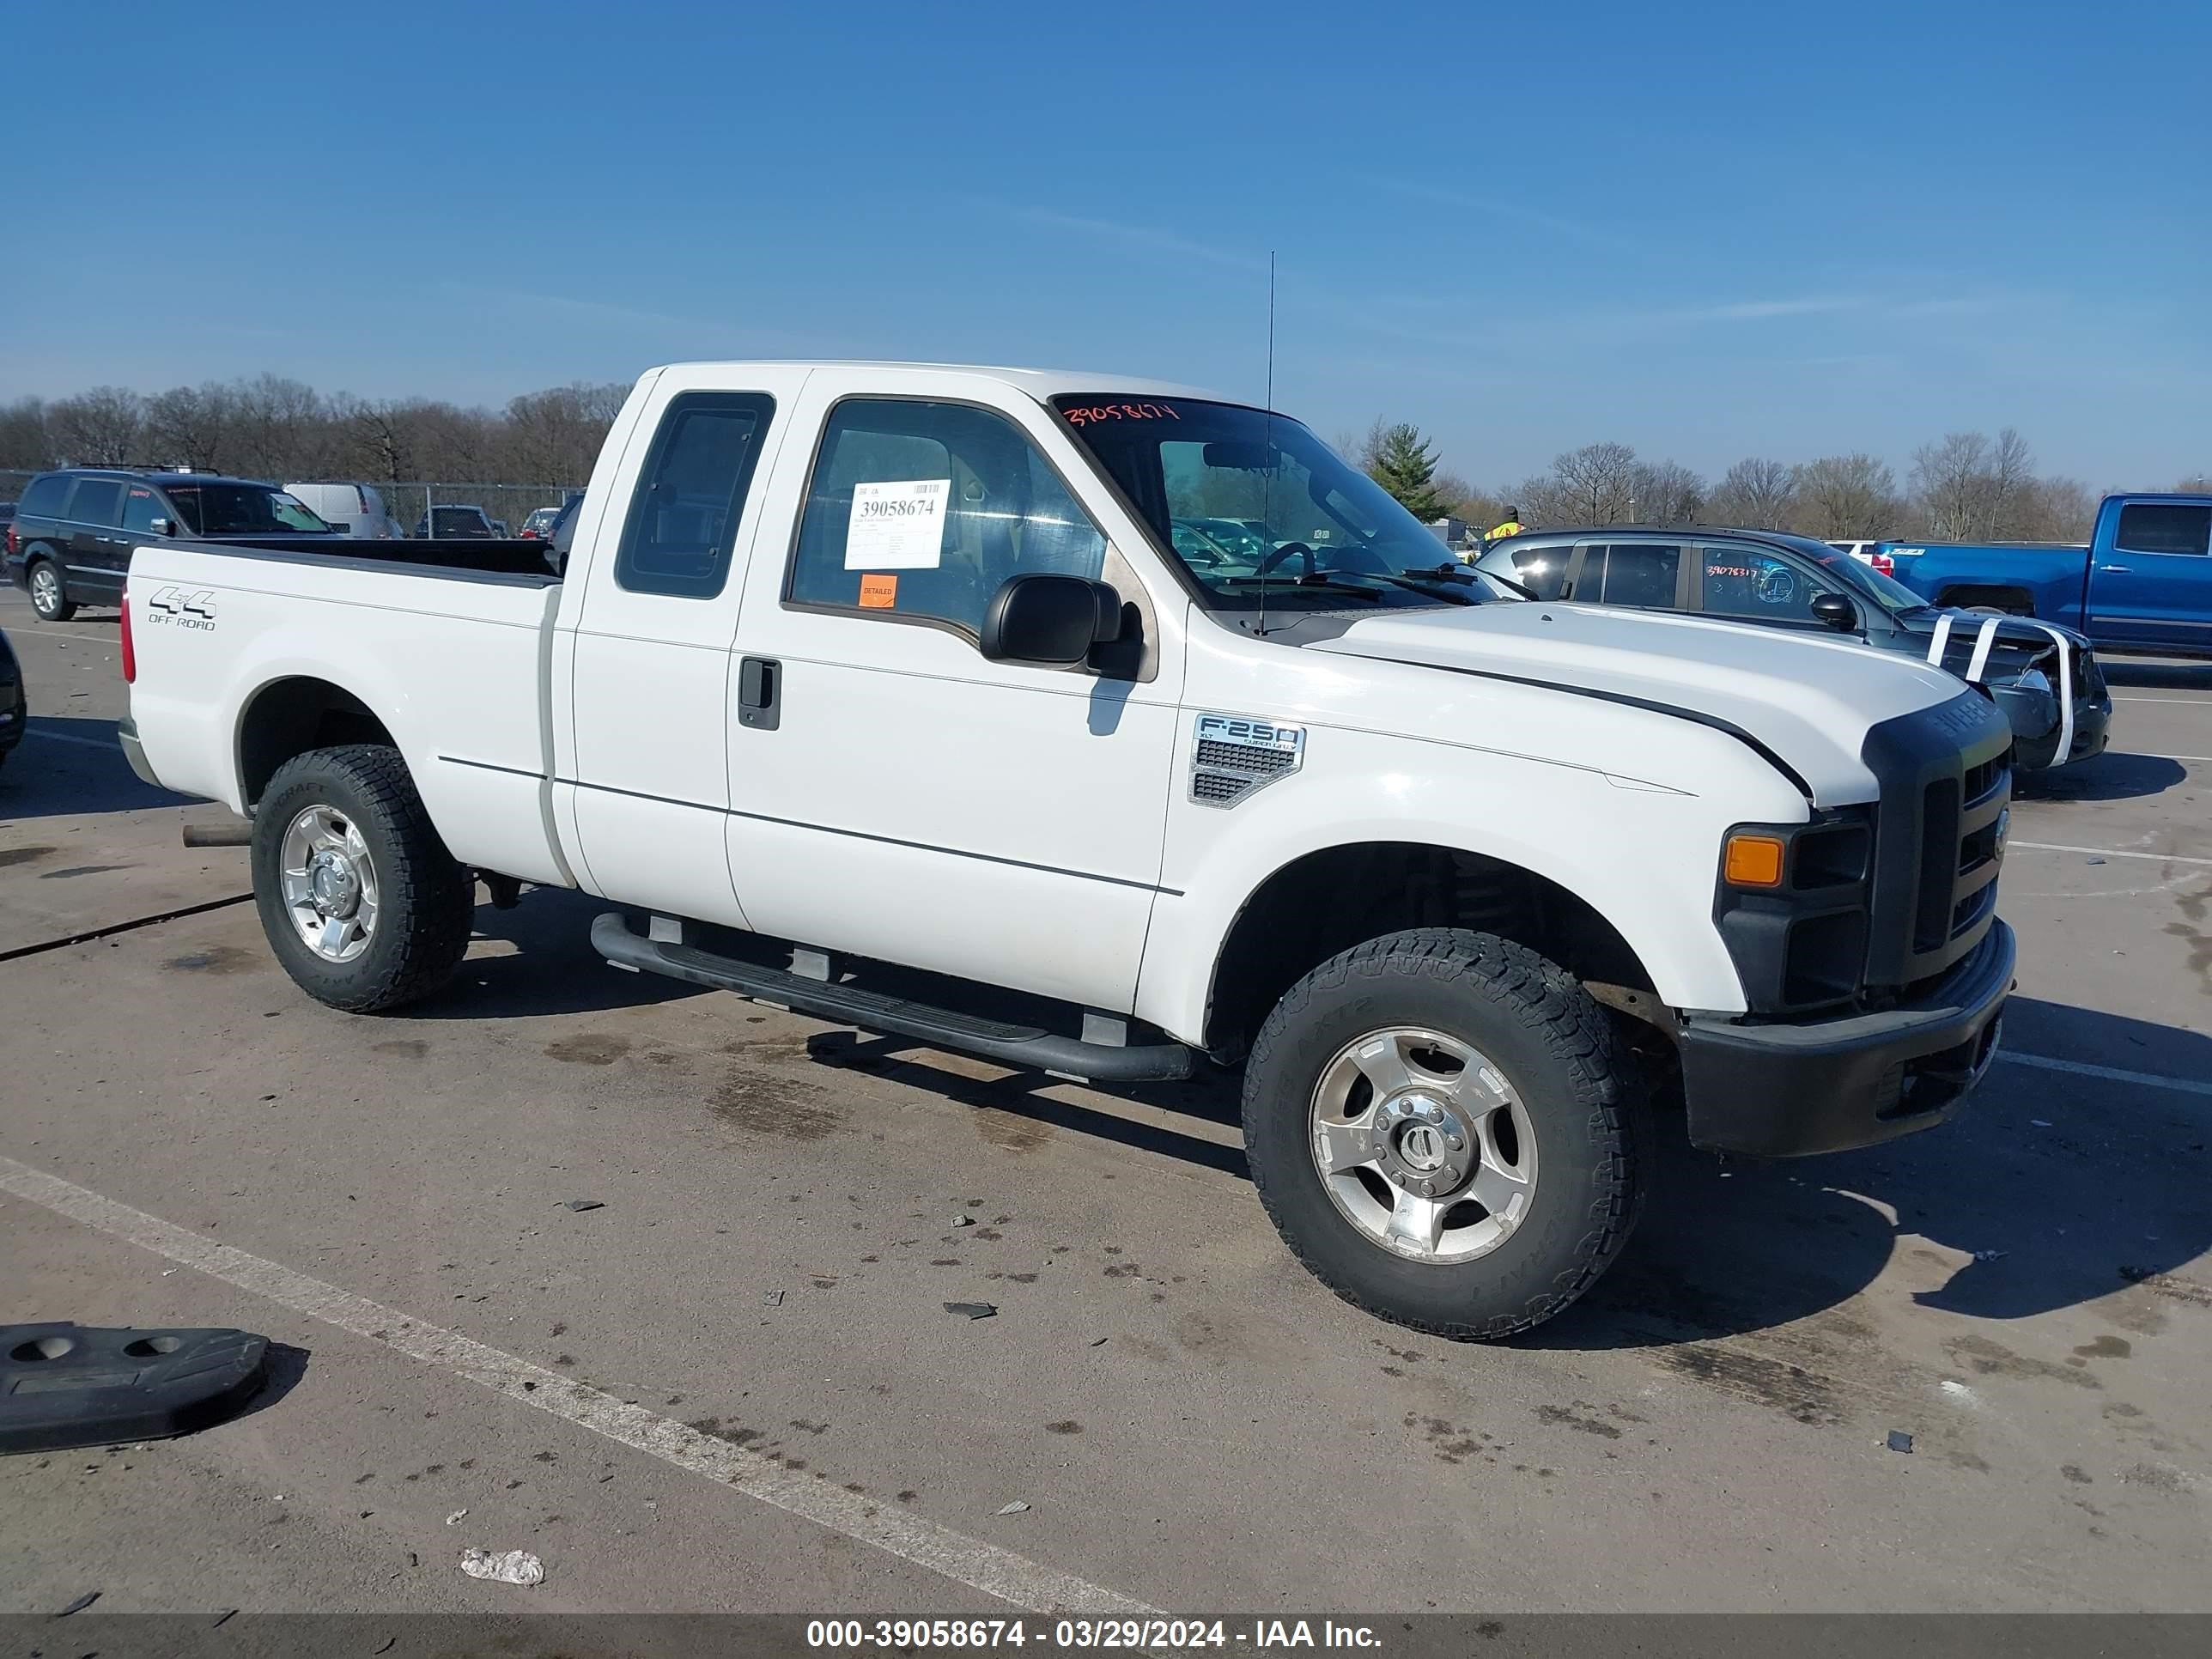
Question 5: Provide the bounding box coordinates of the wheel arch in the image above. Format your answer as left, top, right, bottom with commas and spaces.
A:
1193, 840, 1665, 1060
235, 675, 397, 810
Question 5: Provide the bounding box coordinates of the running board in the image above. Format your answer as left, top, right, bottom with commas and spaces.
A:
589, 913, 1195, 1083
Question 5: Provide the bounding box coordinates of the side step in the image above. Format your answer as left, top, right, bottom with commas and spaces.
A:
590, 913, 1195, 1083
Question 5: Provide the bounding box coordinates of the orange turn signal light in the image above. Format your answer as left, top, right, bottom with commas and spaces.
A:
1724, 833, 1787, 889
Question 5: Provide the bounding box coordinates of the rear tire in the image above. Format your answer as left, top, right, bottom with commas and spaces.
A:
28, 557, 76, 622
251, 744, 473, 1012
1243, 928, 1647, 1340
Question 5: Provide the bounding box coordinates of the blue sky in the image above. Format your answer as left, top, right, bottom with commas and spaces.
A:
5, 0, 2206, 489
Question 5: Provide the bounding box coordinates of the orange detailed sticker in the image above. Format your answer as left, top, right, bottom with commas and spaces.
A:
859, 572, 897, 609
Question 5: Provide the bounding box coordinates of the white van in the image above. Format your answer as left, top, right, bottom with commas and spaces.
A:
284, 483, 403, 539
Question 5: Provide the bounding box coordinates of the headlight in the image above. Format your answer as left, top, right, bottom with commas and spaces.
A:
2007, 667, 2051, 697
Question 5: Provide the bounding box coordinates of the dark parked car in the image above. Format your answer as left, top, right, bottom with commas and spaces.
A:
1476, 526, 2112, 772
413, 505, 498, 539
0, 627, 24, 772
3, 468, 333, 621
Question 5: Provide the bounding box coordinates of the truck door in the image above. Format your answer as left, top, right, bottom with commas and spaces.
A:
722, 380, 1182, 1014
562, 370, 806, 927
2088, 501, 2212, 653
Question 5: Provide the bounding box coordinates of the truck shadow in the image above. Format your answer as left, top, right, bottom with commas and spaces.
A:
0, 716, 198, 821
1527, 994, 2212, 1349
2017, 750, 2187, 802
407, 889, 708, 1018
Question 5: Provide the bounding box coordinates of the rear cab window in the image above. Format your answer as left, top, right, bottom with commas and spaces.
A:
614, 392, 775, 598
2115, 502, 2211, 556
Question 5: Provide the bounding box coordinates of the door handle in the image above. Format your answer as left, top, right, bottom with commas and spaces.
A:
2096, 563, 2130, 574
737, 656, 781, 732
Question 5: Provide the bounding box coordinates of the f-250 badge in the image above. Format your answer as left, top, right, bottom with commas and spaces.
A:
144, 587, 217, 630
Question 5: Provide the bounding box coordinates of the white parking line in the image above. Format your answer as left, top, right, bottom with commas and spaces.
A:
1999, 1052, 2212, 1098
0, 1154, 1158, 1618
2011, 841, 2212, 868
25, 728, 120, 750
2112, 696, 2212, 706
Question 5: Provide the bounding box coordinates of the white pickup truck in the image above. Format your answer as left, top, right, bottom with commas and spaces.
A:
121, 362, 2017, 1339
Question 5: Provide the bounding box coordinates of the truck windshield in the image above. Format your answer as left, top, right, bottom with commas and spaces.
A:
167, 484, 333, 537
1052, 396, 1475, 612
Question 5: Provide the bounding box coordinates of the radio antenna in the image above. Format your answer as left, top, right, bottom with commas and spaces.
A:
1258, 250, 1277, 639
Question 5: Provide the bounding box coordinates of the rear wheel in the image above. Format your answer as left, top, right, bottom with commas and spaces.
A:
28, 558, 75, 622
1243, 928, 1647, 1340
251, 744, 473, 1012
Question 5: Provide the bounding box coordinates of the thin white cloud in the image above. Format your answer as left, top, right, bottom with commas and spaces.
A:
1009, 207, 1271, 273
1349, 175, 1631, 251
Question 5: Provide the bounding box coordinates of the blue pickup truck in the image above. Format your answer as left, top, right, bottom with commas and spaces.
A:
1875, 494, 2212, 659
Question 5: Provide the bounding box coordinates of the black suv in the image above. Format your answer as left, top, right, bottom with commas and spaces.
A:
3, 468, 333, 621
1477, 526, 2112, 772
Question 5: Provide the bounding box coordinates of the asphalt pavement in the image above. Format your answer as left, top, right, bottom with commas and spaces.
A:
3, 586, 2208, 1615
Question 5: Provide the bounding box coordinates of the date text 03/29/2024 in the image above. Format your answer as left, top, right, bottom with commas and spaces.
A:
805, 1620, 1382, 1650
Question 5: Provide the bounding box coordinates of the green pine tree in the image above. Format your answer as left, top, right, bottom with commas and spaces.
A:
1368, 422, 1453, 522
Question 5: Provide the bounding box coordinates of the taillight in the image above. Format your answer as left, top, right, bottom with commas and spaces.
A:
120, 586, 137, 684
4, 522, 16, 556
1869, 552, 1894, 575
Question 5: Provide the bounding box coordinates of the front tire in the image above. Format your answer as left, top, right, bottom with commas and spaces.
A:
251, 744, 473, 1012
28, 557, 76, 621
1243, 928, 1647, 1340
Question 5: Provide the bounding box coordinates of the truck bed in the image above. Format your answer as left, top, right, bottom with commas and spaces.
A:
125, 537, 570, 887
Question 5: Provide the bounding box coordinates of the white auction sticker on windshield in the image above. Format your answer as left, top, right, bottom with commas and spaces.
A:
847, 479, 951, 569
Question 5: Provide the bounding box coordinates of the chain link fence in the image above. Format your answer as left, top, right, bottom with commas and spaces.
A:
0, 470, 583, 537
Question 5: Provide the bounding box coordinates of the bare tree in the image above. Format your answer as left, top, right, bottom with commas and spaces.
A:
1630, 459, 1705, 525
1790, 453, 1899, 539
502, 382, 631, 483
48, 387, 146, 465
1518, 441, 1638, 525
0, 398, 50, 470
1705, 458, 1796, 528
2177, 473, 2211, 494
143, 383, 240, 472
1909, 431, 1995, 540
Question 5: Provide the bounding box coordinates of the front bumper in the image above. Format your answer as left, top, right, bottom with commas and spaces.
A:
1678, 919, 2014, 1157
116, 714, 161, 787
1998, 681, 2112, 770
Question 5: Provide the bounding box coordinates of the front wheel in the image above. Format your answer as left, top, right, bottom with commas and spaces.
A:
28, 558, 76, 621
1243, 929, 1647, 1340
251, 744, 474, 1012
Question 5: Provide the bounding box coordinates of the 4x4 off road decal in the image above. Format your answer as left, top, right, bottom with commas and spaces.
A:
1189, 713, 1304, 808
143, 587, 217, 630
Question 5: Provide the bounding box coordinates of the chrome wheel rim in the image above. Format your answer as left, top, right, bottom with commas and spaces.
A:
278, 805, 379, 963
1308, 1026, 1539, 1264
30, 564, 61, 612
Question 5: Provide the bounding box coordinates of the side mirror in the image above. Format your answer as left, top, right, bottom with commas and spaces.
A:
980, 573, 1124, 667
1810, 592, 1859, 631
149, 517, 173, 537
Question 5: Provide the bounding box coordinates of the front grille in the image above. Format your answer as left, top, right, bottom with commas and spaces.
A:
1913, 744, 2008, 957
1962, 749, 2008, 809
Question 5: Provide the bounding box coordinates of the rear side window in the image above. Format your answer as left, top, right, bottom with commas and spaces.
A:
2115, 503, 2210, 556
615, 392, 775, 598
18, 476, 68, 518
1586, 543, 1681, 607
65, 478, 125, 526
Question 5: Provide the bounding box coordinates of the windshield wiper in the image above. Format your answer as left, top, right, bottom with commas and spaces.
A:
1397, 563, 1512, 601
1218, 574, 1386, 602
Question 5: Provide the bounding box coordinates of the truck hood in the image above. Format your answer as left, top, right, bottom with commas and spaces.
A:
1310, 601, 1972, 804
